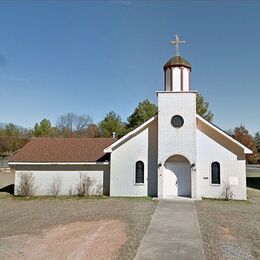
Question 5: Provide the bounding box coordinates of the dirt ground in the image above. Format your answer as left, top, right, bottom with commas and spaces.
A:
1, 220, 127, 259
0, 197, 157, 259
195, 188, 260, 260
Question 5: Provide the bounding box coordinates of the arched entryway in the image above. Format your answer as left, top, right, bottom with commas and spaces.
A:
164, 155, 191, 197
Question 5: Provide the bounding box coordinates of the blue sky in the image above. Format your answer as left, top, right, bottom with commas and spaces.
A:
0, 1, 259, 134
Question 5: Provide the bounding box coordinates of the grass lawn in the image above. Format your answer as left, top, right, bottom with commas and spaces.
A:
195, 188, 260, 259
0, 196, 157, 259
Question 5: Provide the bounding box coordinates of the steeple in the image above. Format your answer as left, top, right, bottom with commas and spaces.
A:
164, 34, 191, 92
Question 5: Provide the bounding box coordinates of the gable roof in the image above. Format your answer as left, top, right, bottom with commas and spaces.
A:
9, 138, 116, 163
104, 114, 252, 156
196, 114, 252, 154
104, 116, 157, 153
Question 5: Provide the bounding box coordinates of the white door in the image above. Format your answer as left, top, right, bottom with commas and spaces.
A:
164, 162, 191, 197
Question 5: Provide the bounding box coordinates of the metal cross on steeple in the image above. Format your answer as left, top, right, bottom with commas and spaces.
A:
170, 34, 186, 56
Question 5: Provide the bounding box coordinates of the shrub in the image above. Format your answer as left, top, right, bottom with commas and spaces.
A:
47, 176, 62, 196
75, 173, 94, 196
95, 183, 103, 196
220, 182, 234, 200
68, 185, 74, 196
16, 172, 37, 196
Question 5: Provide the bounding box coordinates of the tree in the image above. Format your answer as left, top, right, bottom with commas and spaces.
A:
127, 99, 157, 130
233, 125, 258, 164
72, 123, 100, 138
57, 113, 92, 137
255, 132, 260, 152
33, 119, 53, 137
196, 93, 214, 122
99, 111, 126, 138
126, 94, 213, 131
85, 124, 100, 138
5, 123, 20, 137
255, 132, 260, 163
0, 123, 29, 156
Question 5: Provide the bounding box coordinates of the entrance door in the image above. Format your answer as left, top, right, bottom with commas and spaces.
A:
165, 162, 191, 197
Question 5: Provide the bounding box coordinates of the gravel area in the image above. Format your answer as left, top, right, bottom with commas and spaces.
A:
0, 196, 157, 259
195, 188, 260, 260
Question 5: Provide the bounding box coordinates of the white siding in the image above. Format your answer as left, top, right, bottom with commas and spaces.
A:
14, 165, 109, 196
183, 68, 189, 91
158, 92, 197, 198
172, 67, 181, 91
110, 120, 158, 197
196, 128, 247, 200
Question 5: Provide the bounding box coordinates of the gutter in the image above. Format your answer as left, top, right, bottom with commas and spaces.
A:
8, 162, 110, 166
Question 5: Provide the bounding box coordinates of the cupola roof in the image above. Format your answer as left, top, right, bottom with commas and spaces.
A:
164, 56, 191, 70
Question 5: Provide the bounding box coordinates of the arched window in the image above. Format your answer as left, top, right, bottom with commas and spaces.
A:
211, 162, 220, 184
135, 161, 144, 184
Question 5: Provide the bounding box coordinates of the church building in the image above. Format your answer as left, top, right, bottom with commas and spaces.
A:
9, 36, 252, 200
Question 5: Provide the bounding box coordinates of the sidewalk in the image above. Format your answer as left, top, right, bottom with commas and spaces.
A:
135, 199, 205, 260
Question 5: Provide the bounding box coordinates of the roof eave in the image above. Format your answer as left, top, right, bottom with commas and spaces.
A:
8, 161, 110, 166
196, 114, 253, 154
104, 116, 157, 153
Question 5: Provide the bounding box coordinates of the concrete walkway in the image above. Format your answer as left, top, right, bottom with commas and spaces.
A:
135, 198, 205, 260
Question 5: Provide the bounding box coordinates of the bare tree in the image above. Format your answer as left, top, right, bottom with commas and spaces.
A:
56, 113, 92, 137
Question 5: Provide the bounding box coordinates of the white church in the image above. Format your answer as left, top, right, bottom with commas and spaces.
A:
9, 36, 252, 200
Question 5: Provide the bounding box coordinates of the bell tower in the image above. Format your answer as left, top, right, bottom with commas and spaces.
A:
157, 35, 198, 198
164, 35, 191, 92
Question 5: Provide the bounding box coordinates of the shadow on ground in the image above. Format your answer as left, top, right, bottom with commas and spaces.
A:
0, 184, 14, 194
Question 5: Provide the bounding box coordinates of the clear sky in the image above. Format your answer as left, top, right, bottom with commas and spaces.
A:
0, 1, 259, 134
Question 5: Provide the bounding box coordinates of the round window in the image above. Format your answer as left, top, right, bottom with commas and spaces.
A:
171, 115, 184, 128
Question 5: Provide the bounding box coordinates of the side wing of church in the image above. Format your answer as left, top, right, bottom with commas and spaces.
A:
9, 43, 252, 200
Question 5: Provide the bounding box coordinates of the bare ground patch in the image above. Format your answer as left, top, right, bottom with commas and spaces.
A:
195, 188, 260, 259
0, 197, 157, 259
0, 220, 127, 260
